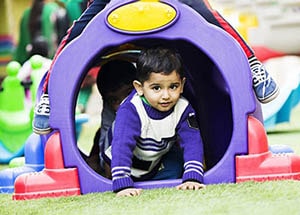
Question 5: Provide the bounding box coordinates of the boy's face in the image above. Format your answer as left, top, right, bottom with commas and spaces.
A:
134, 70, 185, 112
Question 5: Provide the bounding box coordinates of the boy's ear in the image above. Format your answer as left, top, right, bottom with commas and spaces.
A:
133, 80, 143, 96
181, 77, 186, 93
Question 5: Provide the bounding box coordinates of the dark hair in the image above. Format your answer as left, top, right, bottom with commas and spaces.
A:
28, 35, 49, 57
29, 0, 44, 41
136, 47, 184, 83
97, 60, 137, 96
28, 0, 50, 58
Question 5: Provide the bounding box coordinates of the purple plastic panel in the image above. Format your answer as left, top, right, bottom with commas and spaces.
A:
48, 0, 256, 194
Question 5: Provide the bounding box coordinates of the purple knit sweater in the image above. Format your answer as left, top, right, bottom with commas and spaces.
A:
108, 91, 204, 192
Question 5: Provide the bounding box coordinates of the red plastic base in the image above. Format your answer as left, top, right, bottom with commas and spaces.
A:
13, 168, 80, 200
236, 116, 300, 182
13, 132, 81, 200
236, 151, 300, 182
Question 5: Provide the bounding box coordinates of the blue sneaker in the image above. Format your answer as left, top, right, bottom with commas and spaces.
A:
252, 65, 279, 103
32, 94, 52, 134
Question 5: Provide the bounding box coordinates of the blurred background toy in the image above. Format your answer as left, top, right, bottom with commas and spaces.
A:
0, 61, 32, 163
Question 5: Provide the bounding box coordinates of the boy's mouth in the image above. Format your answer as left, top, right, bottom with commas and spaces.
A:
159, 102, 172, 107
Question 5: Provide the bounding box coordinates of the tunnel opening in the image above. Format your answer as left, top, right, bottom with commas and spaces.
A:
74, 38, 233, 180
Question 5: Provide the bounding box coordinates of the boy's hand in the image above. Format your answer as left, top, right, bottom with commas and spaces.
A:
176, 181, 206, 190
116, 188, 142, 197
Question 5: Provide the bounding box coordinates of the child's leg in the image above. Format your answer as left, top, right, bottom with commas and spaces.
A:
33, 0, 110, 134
180, 0, 279, 103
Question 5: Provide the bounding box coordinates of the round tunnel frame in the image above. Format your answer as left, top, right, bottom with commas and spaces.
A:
48, 0, 256, 194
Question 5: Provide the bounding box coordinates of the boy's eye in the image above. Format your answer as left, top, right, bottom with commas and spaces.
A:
152, 86, 161, 91
170, 84, 179, 90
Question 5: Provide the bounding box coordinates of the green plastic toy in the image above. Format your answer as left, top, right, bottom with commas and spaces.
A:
29, 54, 44, 103
0, 61, 32, 162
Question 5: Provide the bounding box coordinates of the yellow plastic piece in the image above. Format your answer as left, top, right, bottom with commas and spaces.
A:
236, 12, 259, 42
107, 0, 177, 33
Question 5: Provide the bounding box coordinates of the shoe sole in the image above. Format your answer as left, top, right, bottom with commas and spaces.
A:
258, 86, 280, 104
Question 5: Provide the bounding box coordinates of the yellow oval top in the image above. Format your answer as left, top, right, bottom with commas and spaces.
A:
107, 0, 177, 33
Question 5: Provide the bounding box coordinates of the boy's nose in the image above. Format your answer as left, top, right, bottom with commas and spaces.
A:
162, 90, 170, 99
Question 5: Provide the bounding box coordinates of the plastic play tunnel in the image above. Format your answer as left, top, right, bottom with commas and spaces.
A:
14, 0, 257, 197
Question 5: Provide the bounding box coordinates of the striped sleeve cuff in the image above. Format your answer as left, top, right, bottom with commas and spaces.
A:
112, 166, 134, 192
182, 160, 204, 183
112, 176, 134, 192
